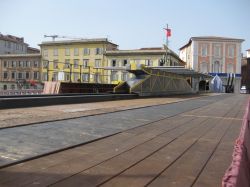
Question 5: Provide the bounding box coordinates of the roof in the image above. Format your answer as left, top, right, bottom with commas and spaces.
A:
105, 49, 166, 56
106, 47, 186, 65
27, 47, 40, 51
179, 36, 245, 50
39, 38, 118, 47
0, 34, 28, 45
0, 54, 41, 58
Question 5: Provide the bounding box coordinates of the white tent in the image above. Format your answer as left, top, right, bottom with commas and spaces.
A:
211, 74, 223, 92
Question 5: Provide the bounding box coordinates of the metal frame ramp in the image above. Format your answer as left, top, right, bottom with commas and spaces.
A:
114, 65, 212, 96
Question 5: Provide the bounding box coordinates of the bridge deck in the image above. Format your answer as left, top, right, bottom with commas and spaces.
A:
0, 94, 248, 187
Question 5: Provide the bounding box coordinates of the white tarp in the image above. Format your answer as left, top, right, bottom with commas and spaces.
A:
211, 74, 223, 92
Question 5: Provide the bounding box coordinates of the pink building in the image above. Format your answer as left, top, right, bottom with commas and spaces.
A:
179, 36, 244, 93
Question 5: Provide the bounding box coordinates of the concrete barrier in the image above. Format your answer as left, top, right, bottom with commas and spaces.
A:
222, 98, 250, 187
0, 94, 138, 109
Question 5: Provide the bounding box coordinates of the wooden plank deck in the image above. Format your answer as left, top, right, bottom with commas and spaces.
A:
0, 94, 248, 187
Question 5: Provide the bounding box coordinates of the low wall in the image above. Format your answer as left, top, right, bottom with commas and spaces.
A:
222, 98, 250, 187
0, 94, 138, 109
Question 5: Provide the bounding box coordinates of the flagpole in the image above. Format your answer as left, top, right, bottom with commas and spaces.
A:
166, 24, 169, 66
166, 24, 168, 48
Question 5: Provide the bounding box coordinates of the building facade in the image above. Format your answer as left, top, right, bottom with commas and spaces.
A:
39, 38, 185, 85
105, 47, 185, 84
39, 38, 118, 84
241, 50, 250, 92
0, 54, 42, 90
179, 36, 244, 93
0, 34, 28, 54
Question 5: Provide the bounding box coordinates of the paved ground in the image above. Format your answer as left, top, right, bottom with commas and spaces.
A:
0, 93, 219, 129
0, 94, 225, 167
0, 94, 248, 187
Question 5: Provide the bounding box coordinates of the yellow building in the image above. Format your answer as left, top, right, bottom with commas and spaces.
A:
105, 47, 185, 84
40, 39, 185, 85
39, 38, 118, 83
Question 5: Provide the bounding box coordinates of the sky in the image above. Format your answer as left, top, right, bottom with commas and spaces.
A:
0, 0, 249, 55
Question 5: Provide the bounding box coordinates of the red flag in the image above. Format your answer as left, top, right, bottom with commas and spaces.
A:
164, 28, 171, 37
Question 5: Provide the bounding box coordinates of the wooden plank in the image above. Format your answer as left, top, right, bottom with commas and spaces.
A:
147, 118, 233, 187
0, 115, 195, 186
192, 105, 244, 187
100, 118, 217, 187
51, 117, 206, 187
192, 119, 242, 187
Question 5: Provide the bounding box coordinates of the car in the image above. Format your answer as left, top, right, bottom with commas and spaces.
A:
240, 86, 247, 94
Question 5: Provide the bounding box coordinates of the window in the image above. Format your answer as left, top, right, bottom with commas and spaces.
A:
19, 61, 23, 67
95, 59, 101, 67
228, 45, 234, 58
26, 72, 30, 79
43, 49, 48, 57
73, 73, 79, 82
83, 48, 90, 55
11, 85, 15, 90
64, 59, 70, 68
3, 61, 7, 68
227, 63, 234, 73
94, 73, 101, 83
74, 59, 79, 68
11, 72, 16, 79
65, 73, 70, 81
3, 72, 8, 79
43, 72, 48, 81
53, 49, 58, 56
18, 72, 23, 79
33, 72, 39, 80
214, 45, 221, 57
123, 59, 128, 66
7, 41, 11, 48
96, 48, 103, 55
83, 59, 89, 67
200, 62, 208, 73
12, 61, 16, 67
112, 60, 116, 67
201, 44, 207, 57
74, 48, 79, 56
52, 72, 58, 81
122, 72, 128, 81
111, 71, 118, 81
3, 85, 7, 90
159, 59, 164, 66
82, 73, 89, 82
145, 59, 153, 66
53, 60, 59, 69
213, 61, 220, 73
65, 48, 70, 56
24, 61, 29, 67
33, 61, 39, 68
43, 61, 49, 68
